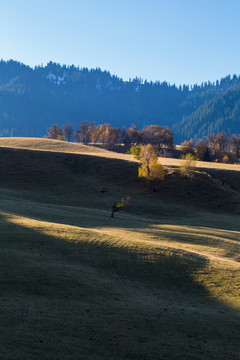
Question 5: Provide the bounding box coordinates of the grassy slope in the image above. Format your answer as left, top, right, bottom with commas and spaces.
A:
2, 137, 240, 171
0, 138, 240, 360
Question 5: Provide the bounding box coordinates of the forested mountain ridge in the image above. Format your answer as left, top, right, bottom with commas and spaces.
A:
174, 85, 240, 140
0, 59, 240, 142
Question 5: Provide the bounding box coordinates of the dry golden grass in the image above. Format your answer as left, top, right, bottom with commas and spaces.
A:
4, 210, 240, 307
0, 138, 240, 359
1, 200, 240, 360
0, 137, 109, 153
0, 137, 134, 161
1, 137, 240, 171
158, 156, 240, 171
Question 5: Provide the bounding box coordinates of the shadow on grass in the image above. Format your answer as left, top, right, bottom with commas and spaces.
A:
0, 212, 240, 360
1, 147, 240, 224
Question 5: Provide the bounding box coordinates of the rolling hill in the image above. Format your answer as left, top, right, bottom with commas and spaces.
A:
0, 138, 240, 360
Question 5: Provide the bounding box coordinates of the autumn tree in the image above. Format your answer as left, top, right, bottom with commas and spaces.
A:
207, 132, 230, 161
180, 138, 195, 156
47, 124, 64, 139
130, 145, 141, 159
89, 124, 106, 145
142, 125, 174, 153
63, 124, 73, 142
215, 132, 230, 156
159, 126, 175, 153
111, 196, 132, 218
138, 144, 165, 190
206, 134, 216, 153
100, 124, 122, 150
179, 153, 196, 178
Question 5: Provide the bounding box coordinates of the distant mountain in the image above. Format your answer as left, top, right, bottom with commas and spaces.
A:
0, 59, 240, 142
173, 84, 240, 140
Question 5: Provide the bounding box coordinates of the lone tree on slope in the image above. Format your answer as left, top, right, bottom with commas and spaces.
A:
138, 144, 165, 191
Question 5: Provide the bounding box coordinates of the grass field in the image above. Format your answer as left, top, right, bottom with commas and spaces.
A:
0, 138, 240, 359
1, 137, 240, 171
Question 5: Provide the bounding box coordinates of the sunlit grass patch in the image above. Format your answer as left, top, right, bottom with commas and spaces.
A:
2, 210, 240, 310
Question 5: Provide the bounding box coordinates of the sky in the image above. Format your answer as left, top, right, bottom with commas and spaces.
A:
1, 0, 240, 86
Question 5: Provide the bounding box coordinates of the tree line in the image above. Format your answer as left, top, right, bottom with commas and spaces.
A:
46, 122, 174, 154
46, 123, 240, 163
181, 132, 240, 163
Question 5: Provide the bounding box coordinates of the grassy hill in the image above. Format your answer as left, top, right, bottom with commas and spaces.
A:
0, 138, 240, 360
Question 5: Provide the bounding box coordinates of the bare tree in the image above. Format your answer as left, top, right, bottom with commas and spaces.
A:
195, 139, 208, 160
125, 125, 142, 147
47, 124, 63, 139
63, 124, 73, 142
231, 134, 240, 161
207, 132, 230, 161
215, 132, 230, 155
74, 121, 91, 144
142, 125, 174, 152
89, 124, 106, 145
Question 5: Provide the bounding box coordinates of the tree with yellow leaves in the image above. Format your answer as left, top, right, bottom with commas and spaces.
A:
138, 144, 165, 190
179, 153, 196, 178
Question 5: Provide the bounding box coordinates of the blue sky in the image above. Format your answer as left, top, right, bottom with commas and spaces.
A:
0, 0, 240, 85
